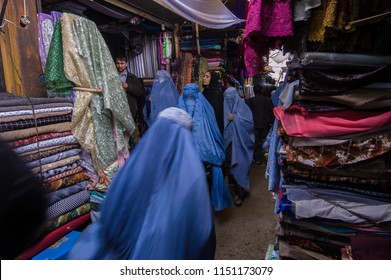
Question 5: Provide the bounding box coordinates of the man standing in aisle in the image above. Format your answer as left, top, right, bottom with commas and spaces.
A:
116, 56, 147, 136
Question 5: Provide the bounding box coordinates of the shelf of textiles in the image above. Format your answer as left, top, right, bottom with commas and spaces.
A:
265, 52, 391, 260
173, 23, 237, 93
0, 92, 92, 259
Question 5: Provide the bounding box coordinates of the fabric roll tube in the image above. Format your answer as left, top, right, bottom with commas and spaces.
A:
21, 144, 80, 163
45, 203, 91, 234
43, 165, 84, 183
0, 114, 72, 133
14, 134, 78, 155
0, 92, 71, 107
0, 122, 72, 141
9, 131, 73, 149
30, 154, 80, 174
284, 184, 391, 224
39, 162, 80, 180
273, 106, 391, 138
0, 102, 73, 112
0, 108, 73, 123
298, 66, 391, 96
44, 172, 90, 193
299, 52, 391, 68
45, 189, 90, 220
26, 148, 81, 169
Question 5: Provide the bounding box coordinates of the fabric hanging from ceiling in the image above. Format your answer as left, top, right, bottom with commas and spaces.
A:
162, 0, 245, 29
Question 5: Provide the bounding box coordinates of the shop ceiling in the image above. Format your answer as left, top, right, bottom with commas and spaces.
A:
40, 0, 238, 32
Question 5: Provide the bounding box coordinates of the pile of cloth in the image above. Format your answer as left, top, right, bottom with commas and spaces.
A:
0, 92, 91, 259
266, 52, 391, 260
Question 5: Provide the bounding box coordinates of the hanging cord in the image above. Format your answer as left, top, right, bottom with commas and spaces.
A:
19, 0, 30, 28
0, 29, 44, 181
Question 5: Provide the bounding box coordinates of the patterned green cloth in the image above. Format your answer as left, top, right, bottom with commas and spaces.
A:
61, 13, 137, 174
43, 21, 74, 95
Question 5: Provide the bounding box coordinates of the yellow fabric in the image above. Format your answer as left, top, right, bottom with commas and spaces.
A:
307, 0, 353, 43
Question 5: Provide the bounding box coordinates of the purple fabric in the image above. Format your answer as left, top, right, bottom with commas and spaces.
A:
244, 0, 293, 38
50, 11, 62, 23
37, 13, 54, 72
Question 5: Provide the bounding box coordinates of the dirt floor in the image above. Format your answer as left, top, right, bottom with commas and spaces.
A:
214, 163, 277, 260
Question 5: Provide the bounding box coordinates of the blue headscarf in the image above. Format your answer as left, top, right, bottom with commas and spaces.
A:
67, 107, 216, 259
224, 87, 255, 189
178, 83, 232, 211
145, 70, 180, 127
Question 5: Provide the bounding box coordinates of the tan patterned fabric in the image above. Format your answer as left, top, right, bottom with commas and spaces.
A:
286, 132, 391, 167
0, 122, 71, 141
45, 172, 90, 192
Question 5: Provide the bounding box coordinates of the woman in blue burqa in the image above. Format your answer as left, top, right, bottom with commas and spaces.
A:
178, 83, 233, 211
144, 70, 180, 127
223, 87, 255, 206
67, 107, 216, 260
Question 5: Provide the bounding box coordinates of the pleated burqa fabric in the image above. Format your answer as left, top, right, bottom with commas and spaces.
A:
223, 87, 255, 189
61, 13, 137, 176
145, 70, 180, 127
67, 108, 216, 260
178, 83, 232, 211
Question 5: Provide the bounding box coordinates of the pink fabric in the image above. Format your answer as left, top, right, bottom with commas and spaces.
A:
244, 0, 293, 38
274, 105, 391, 137
243, 0, 293, 77
9, 131, 73, 148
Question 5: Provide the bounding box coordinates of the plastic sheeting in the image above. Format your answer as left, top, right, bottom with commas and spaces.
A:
162, 0, 245, 29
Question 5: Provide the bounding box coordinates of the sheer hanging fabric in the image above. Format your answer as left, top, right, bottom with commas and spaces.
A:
162, 0, 245, 29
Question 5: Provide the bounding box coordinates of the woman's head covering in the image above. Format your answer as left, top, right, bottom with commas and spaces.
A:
223, 87, 255, 189
68, 107, 216, 260
178, 84, 232, 211
203, 71, 220, 89
178, 83, 225, 165
146, 70, 180, 126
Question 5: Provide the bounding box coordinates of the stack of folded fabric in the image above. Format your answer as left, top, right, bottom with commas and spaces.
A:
0, 92, 91, 259
180, 38, 225, 71
268, 52, 391, 260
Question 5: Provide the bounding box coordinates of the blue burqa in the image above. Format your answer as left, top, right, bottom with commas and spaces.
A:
224, 87, 255, 189
144, 70, 180, 127
67, 107, 216, 259
178, 83, 232, 211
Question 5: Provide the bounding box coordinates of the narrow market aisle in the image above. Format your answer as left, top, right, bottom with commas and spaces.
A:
214, 164, 277, 260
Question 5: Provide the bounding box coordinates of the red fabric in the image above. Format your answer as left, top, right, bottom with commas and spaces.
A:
351, 234, 391, 260
17, 213, 90, 260
9, 131, 73, 148
274, 106, 391, 137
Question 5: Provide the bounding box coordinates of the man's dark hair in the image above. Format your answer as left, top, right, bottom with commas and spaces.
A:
116, 56, 127, 63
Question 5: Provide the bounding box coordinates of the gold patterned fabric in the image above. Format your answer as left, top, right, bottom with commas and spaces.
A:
61, 13, 137, 178
45, 203, 91, 233
45, 172, 91, 193
307, 0, 353, 43
286, 131, 391, 167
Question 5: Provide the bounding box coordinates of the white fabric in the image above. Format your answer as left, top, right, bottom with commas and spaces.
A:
285, 184, 391, 224
162, 0, 245, 29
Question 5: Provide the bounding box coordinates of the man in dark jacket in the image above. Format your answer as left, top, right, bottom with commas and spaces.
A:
116, 57, 146, 136
246, 84, 275, 164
